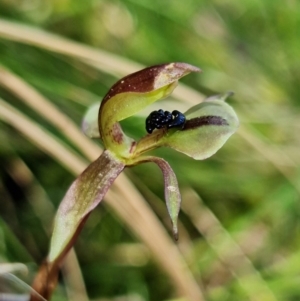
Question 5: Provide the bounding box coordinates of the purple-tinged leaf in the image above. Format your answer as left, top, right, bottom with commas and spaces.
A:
48, 150, 125, 262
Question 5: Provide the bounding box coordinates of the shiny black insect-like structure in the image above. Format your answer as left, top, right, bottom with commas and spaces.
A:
145, 109, 186, 134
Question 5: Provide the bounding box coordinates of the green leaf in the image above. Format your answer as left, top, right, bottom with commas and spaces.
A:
129, 156, 181, 240
98, 63, 200, 159
48, 150, 124, 262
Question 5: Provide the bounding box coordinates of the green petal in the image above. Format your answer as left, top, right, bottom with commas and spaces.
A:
129, 156, 181, 240
48, 150, 124, 262
161, 93, 239, 159
81, 102, 101, 138
98, 63, 200, 159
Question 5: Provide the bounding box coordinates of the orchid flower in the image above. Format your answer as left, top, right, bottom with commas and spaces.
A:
31, 63, 238, 301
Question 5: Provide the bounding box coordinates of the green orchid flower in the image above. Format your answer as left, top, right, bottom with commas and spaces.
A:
32, 63, 238, 301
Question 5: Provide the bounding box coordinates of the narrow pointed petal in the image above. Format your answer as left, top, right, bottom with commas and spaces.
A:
129, 156, 181, 239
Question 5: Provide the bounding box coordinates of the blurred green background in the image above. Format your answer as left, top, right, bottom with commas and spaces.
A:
0, 1, 300, 300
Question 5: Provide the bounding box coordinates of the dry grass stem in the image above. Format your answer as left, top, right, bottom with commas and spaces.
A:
0, 98, 88, 174
0, 18, 205, 104
181, 189, 278, 301
0, 65, 100, 161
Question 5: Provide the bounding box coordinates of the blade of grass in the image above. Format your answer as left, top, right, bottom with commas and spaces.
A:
0, 18, 205, 104
0, 65, 100, 161
0, 263, 27, 275
181, 188, 278, 301
237, 125, 300, 194
5, 156, 56, 232
62, 250, 89, 301
0, 98, 88, 174
125, 169, 195, 252
106, 188, 205, 301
